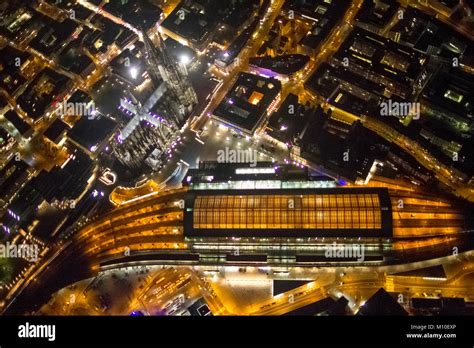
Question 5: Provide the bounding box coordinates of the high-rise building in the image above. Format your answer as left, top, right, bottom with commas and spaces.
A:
112, 31, 198, 170
142, 31, 198, 119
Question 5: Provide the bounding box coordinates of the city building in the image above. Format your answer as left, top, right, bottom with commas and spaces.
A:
213, 72, 281, 135
160, 1, 218, 52
68, 113, 116, 156
390, 7, 472, 60
421, 66, 474, 138
57, 37, 96, 80
0, 159, 32, 210
305, 62, 384, 117
109, 49, 147, 87
2, 110, 32, 138
332, 28, 429, 99
43, 118, 69, 145
17, 68, 72, 123
249, 54, 310, 80
265, 93, 312, 147
102, 0, 163, 31
357, 288, 408, 316
88, 14, 138, 50
283, 0, 348, 22
355, 0, 399, 35
29, 16, 78, 58
286, 0, 350, 56
215, 18, 259, 70
112, 31, 197, 170
182, 162, 392, 264
0, 45, 32, 96
298, 110, 382, 184
0, 4, 36, 42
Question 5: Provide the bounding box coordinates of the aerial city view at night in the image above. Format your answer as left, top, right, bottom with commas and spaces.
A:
0, 0, 474, 345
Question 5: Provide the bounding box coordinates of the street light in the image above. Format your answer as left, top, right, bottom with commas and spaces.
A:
180, 54, 190, 65
130, 67, 138, 79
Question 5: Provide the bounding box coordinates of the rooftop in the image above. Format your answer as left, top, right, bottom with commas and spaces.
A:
356, 0, 399, 29
161, 2, 217, 50
213, 72, 281, 134
184, 187, 392, 238
17, 68, 71, 121
357, 288, 408, 316
29, 17, 78, 57
68, 114, 116, 152
110, 49, 147, 86
249, 54, 309, 77
266, 93, 312, 144
3, 109, 31, 136
102, 0, 162, 30
43, 118, 69, 144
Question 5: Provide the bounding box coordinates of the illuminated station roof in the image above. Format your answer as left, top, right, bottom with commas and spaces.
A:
184, 187, 392, 238
183, 163, 392, 238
